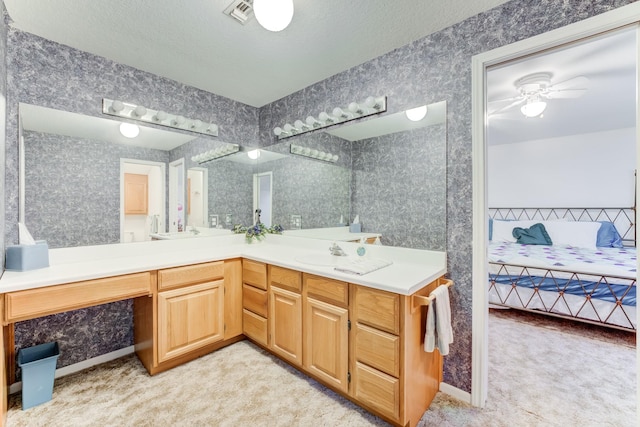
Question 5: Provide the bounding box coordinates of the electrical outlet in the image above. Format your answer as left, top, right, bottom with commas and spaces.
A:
291, 215, 301, 229
210, 215, 218, 228
225, 214, 233, 225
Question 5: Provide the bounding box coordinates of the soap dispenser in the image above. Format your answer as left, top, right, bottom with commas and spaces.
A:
356, 237, 366, 257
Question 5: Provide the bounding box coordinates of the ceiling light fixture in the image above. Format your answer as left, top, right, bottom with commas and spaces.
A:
405, 105, 428, 122
119, 122, 140, 138
191, 144, 240, 164
274, 96, 387, 139
253, 0, 294, 32
520, 97, 547, 118
103, 99, 219, 137
290, 144, 339, 163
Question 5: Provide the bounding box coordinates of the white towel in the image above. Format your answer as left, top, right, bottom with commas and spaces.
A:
334, 258, 392, 275
424, 284, 453, 356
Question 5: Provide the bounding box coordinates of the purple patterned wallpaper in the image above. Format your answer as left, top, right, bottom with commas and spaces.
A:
2, 0, 635, 391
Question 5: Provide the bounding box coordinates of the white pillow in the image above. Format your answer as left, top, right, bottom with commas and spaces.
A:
491, 220, 537, 243
541, 221, 601, 249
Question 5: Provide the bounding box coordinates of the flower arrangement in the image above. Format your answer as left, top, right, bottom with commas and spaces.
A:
233, 222, 283, 243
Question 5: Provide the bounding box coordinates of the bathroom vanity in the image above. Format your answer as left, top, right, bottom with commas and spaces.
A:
0, 235, 446, 426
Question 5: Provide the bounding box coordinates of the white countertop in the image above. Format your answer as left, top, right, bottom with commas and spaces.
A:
0, 235, 446, 296
284, 226, 381, 242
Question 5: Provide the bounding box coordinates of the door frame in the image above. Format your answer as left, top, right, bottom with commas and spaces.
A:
253, 171, 273, 226
119, 158, 166, 242
470, 3, 640, 409
169, 158, 186, 232
187, 167, 209, 227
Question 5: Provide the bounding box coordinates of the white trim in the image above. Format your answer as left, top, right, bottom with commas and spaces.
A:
10, 346, 135, 395
471, 2, 640, 409
120, 158, 167, 242
439, 382, 471, 404
168, 158, 186, 232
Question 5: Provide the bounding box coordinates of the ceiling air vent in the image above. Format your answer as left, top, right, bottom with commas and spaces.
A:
223, 0, 254, 25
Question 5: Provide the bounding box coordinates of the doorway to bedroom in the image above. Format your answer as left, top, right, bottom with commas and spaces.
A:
481, 22, 637, 423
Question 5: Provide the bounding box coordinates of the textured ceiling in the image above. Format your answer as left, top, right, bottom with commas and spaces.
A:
3, 0, 510, 107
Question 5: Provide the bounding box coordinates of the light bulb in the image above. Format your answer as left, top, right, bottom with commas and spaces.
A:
318, 112, 333, 123
332, 107, 351, 119
332, 154, 339, 162
174, 115, 186, 126
119, 122, 140, 138
364, 96, 383, 110
191, 119, 203, 129
405, 105, 428, 121
110, 100, 125, 113
247, 149, 261, 160
283, 123, 295, 133
207, 124, 218, 134
521, 100, 547, 118
253, 0, 294, 32
132, 105, 147, 118
154, 110, 167, 122
274, 127, 284, 136
294, 119, 309, 131
348, 102, 364, 114
306, 116, 320, 127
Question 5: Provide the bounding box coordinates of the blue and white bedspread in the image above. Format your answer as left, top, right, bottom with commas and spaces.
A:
489, 241, 636, 280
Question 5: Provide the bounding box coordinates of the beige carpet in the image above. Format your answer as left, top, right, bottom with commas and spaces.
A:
7, 310, 636, 426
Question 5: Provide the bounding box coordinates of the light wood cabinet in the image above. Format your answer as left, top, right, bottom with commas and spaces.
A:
304, 296, 348, 392
241, 260, 268, 346
124, 173, 148, 215
134, 259, 243, 375
269, 284, 302, 366
157, 280, 224, 363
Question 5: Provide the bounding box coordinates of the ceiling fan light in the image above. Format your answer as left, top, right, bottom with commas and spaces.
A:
253, 0, 294, 32
520, 100, 547, 118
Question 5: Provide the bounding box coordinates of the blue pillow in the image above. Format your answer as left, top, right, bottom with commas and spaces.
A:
596, 221, 623, 248
489, 218, 493, 240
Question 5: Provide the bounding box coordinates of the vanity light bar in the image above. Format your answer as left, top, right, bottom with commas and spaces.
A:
274, 96, 387, 140
102, 98, 219, 137
290, 144, 339, 163
191, 144, 240, 164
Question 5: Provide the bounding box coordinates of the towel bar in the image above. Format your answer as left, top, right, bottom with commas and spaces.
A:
412, 278, 453, 310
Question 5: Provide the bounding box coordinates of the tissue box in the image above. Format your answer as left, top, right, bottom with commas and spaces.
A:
6, 241, 50, 271
349, 223, 362, 233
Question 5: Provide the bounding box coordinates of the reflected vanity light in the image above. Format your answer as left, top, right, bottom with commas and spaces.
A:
119, 122, 140, 138
290, 144, 339, 163
273, 95, 387, 139
102, 98, 219, 137
191, 144, 240, 164
247, 149, 261, 160
405, 105, 428, 122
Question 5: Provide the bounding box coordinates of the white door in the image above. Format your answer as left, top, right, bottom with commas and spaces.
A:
253, 171, 273, 226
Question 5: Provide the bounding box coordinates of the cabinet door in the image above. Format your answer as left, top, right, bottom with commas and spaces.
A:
124, 173, 148, 215
303, 297, 348, 393
269, 286, 302, 366
158, 280, 224, 363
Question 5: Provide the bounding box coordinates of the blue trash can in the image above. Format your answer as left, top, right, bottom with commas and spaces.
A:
17, 342, 60, 410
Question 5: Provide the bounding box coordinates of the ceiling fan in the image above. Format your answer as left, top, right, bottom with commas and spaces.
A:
489, 72, 589, 118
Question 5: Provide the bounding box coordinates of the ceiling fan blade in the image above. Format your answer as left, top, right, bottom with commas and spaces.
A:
489, 97, 525, 115
543, 88, 587, 99
488, 95, 521, 105
548, 75, 589, 91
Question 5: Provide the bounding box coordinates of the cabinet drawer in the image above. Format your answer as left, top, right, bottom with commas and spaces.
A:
270, 265, 301, 293
243, 259, 267, 290
352, 285, 399, 334
355, 323, 400, 377
243, 309, 268, 347
305, 275, 348, 307
353, 362, 400, 421
158, 261, 224, 290
5, 272, 152, 323
243, 284, 268, 317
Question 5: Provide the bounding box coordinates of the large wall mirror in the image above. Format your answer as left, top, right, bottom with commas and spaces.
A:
18, 100, 446, 251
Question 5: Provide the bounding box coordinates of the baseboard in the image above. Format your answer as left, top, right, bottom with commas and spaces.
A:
9, 345, 135, 395
439, 382, 472, 404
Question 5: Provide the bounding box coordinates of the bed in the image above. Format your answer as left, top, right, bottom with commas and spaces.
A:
488, 208, 636, 331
